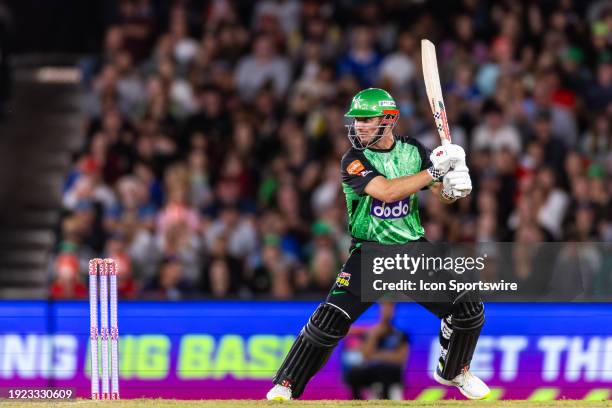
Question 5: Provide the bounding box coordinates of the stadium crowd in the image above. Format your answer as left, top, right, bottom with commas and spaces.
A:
50, 0, 612, 300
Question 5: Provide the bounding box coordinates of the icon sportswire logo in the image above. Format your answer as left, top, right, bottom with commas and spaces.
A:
370, 198, 410, 219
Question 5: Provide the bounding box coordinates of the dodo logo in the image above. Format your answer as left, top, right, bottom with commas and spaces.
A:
370, 198, 410, 219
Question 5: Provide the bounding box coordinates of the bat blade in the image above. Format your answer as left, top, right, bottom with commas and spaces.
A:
421, 39, 452, 145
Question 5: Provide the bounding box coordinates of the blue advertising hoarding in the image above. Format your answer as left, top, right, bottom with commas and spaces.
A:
0, 301, 611, 400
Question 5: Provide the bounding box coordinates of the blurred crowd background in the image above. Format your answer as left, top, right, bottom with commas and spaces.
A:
46, 0, 611, 300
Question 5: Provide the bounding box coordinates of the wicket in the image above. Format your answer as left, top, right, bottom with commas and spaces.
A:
89, 258, 120, 400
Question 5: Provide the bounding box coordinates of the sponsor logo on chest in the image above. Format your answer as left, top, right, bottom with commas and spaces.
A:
370, 198, 411, 219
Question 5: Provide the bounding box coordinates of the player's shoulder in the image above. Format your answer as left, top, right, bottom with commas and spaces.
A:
396, 135, 431, 153
341, 147, 366, 166
395, 135, 432, 168
340, 148, 372, 176
395, 134, 426, 148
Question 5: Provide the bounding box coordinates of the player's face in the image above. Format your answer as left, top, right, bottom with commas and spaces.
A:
353, 116, 382, 144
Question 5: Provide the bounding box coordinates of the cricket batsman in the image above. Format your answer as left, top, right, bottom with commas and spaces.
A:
266, 88, 489, 400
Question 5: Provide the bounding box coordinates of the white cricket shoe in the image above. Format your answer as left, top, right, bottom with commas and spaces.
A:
434, 368, 490, 400
266, 384, 292, 401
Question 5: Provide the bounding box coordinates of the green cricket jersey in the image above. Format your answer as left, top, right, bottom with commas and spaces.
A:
341, 135, 432, 244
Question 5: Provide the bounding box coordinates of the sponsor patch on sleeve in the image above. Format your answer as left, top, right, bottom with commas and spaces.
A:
346, 159, 366, 175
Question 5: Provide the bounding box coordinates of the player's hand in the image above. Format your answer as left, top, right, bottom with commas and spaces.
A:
428, 144, 465, 180
442, 168, 472, 199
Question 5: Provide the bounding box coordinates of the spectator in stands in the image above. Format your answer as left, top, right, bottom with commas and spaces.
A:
248, 234, 294, 299
584, 61, 612, 110
234, 35, 291, 102
581, 114, 611, 160
50, 253, 87, 299
343, 303, 409, 400
58, 0, 612, 300
530, 109, 568, 177
378, 31, 416, 92
201, 235, 242, 297
534, 167, 569, 240
338, 25, 381, 88
114, 0, 156, 63
55, 215, 96, 276
529, 81, 578, 148
104, 175, 155, 236
472, 99, 521, 154
300, 246, 338, 295
142, 256, 193, 300
0, 1, 12, 118
105, 235, 138, 298
204, 258, 233, 298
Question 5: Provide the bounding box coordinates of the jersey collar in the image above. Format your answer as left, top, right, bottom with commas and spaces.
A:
367, 136, 396, 153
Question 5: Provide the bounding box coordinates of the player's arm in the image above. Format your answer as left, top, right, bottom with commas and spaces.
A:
341, 143, 464, 203
364, 171, 434, 203
362, 326, 409, 364
368, 342, 409, 364
341, 150, 435, 203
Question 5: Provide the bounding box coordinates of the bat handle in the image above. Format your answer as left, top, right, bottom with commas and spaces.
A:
441, 138, 451, 146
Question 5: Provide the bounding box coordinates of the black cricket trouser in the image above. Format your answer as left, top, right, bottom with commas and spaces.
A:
326, 242, 455, 322
273, 240, 468, 398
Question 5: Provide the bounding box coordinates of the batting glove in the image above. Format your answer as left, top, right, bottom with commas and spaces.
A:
442, 168, 472, 199
428, 144, 466, 181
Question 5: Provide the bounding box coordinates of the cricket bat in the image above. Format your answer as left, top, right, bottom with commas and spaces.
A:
421, 39, 452, 146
